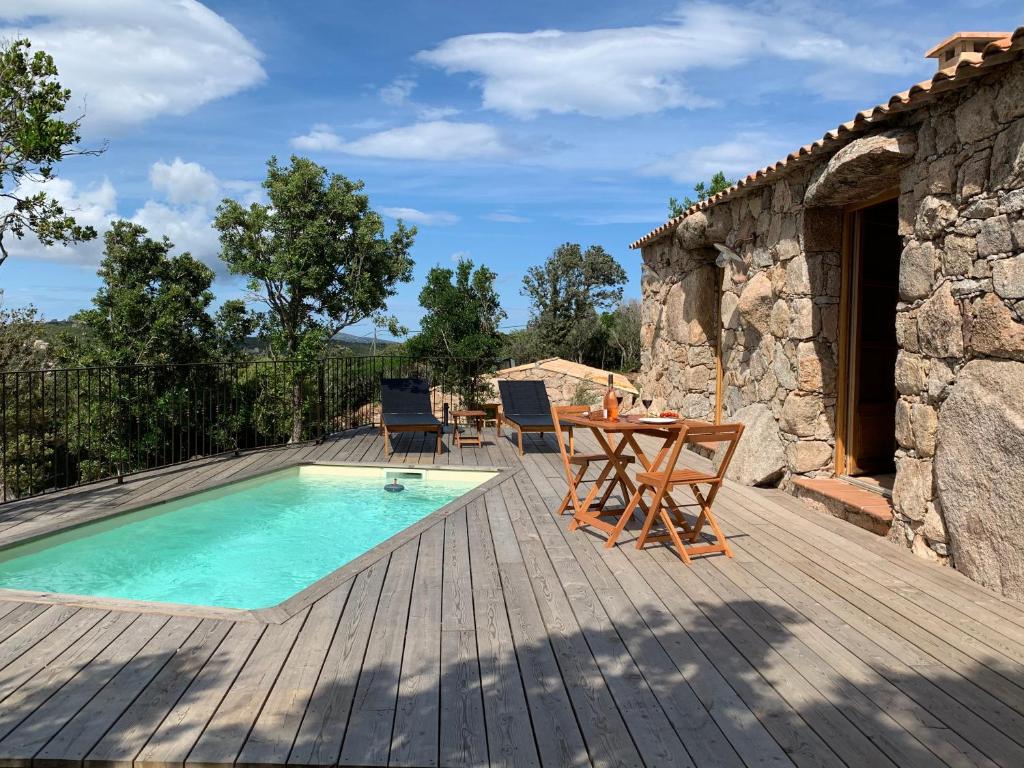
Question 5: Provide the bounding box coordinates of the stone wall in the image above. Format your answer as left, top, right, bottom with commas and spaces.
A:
638, 57, 1024, 595
890, 59, 1024, 591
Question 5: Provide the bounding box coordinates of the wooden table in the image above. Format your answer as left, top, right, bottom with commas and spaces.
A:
452, 409, 486, 447
558, 414, 703, 544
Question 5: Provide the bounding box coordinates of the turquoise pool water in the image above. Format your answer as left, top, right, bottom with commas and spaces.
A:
0, 465, 493, 610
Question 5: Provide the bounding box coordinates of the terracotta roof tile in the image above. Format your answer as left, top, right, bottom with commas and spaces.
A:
630, 27, 1024, 250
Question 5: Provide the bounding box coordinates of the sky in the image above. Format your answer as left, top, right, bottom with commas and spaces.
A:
1, 0, 1020, 342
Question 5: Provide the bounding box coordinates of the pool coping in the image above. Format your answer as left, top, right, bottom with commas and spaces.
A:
0, 459, 517, 624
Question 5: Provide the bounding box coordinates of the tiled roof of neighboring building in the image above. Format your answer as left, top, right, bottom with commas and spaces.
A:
494, 357, 639, 394
629, 27, 1024, 250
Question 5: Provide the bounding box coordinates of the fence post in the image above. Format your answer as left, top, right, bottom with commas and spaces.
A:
317, 360, 326, 444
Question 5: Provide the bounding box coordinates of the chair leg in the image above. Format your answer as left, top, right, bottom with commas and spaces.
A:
436, 428, 442, 455
605, 486, 644, 548
557, 463, 589, 516
518, 429, 524, 455
568, 426, 574, 456
383, 426, 390, 456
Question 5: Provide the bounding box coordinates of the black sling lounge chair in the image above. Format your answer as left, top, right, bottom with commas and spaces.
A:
498, 379, 571, 455
380, 378, 443, 456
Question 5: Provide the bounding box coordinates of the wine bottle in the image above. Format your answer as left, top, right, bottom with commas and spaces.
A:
603, 373, 619, 421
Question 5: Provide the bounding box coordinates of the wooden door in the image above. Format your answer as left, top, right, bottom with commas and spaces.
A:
845, 199, 900, 476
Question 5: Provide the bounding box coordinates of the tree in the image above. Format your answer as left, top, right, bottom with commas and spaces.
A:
407, 258, 505, 408
668, 171, 734, 218
0, 303, 47, 371
606, 299, 642, 371
71, 220, 219, 367
0, 39, 104, 269
214, 155, 415, 440
521, 243, 626, 364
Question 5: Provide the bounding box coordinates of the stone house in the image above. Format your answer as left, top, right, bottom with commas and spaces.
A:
631, 30, 1024, 600
487, 358, 638, 408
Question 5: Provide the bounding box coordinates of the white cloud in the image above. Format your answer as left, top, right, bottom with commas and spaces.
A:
1, 177, 117, 264
149, 158, 220, 205
290, 124, 346, 153
380, 207, 460, 226
639, 131, 794, 183
417, 105, 460, 121
380, 77, 416, 106
0, 0, 265, 131
130, 200, 223, 272
416, 2, 917, 118
482, 211, 529, 223
450, 250, 471, 263
290, 121, 510, 161
2, 158, 253, 275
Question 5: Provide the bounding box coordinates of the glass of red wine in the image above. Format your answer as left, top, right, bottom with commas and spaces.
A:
642, 395, 653, 415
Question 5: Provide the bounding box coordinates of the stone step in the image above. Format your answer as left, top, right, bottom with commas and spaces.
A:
789, 477, 894, 536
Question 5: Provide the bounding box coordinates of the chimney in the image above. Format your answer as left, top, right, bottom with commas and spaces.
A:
925, 31, 1010, 72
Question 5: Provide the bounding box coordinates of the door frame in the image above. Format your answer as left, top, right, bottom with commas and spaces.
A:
834, 188, 900, 477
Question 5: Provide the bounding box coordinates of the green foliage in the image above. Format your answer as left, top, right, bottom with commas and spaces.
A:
214, 155, 416, 359
407, 258, 505, 408
0, 303, 47, 371
521, 242, 626, 364
0, 38, 103, 268
500, 328, 544, 366
69, 220, 221, 367
668, 171, 735, 218
570, 379, 600, 406
214, 155, 415, 440
606, 299, 642, 371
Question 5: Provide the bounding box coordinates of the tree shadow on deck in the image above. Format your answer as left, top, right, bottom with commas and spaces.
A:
1, 547, 1023, 768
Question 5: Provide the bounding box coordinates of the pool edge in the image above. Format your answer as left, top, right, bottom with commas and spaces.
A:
0, 460, 518, 624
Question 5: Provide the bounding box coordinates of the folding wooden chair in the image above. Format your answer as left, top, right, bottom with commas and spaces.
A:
627, 422, 744, 563
550, 404, 634, 519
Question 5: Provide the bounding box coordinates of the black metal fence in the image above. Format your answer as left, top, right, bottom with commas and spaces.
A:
0, 355, 488, 502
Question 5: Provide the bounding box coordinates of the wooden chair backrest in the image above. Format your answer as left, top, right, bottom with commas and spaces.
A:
550, 404, 588, 479
682, 422, 745, 482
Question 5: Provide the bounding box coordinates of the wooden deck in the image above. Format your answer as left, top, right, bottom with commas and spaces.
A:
0, 427, 1023, 767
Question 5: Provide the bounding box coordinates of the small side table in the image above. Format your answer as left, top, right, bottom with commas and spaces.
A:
452, 409, 486, 447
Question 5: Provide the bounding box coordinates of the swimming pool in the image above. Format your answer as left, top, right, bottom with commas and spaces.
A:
0, 464, 495, 610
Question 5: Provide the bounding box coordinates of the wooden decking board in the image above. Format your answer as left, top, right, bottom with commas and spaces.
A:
712, 556, 1000, 768
706, 493, 1024, 766
33, 615, 202, 768
0, 612, 139, 742
466, 497, 542, 768
438, 510, 488, 768
287, 560, 386, 768
0, 604, 49, 645
186, 615, 307, 767
0, 613, 169, 767
496, 478, 648, 768
522, 460, 788, 768
0, 605, 82, 672
0, 431, 1023, 766
480, 493, 591, 768
761, 489, 1024, 631
711, 491, 1024, 746
134, 622, 266, 768
83, 618, 234, 768
0, 608, 107, 703
389, 523, 443, 768
237, 586, 351, 767
718, 484, 1024, 676
337, 540, 418, 767
518, 469, 738, 768
750, 491, 1024, 662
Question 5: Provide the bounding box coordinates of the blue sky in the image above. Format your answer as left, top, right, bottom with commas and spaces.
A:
1, 1, 1020, 341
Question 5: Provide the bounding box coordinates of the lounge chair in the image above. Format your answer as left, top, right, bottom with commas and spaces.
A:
380, 378, 442, 456
498, 379, 569, 455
